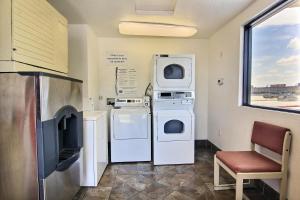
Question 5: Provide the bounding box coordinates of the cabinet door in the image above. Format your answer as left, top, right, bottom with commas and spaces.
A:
52, 7, 68, 73
12, 0, 68, 73
0, 0, 12, 60
12, 0, 56, 69
54, 18, 68, 73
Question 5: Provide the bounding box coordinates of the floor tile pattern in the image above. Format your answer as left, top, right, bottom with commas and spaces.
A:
74, 148, 273, 200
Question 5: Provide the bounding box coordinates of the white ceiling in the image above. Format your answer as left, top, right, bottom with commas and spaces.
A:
48, 0, 256, 38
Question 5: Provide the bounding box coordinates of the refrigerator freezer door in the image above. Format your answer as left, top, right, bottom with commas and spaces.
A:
0, 73, 39, 200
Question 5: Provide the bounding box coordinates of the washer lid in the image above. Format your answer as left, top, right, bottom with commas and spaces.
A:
112, 107, 150, 114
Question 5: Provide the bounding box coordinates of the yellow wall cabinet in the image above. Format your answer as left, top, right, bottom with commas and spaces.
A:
0, 0, 68, 74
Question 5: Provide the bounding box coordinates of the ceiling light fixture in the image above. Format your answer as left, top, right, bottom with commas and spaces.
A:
119, 21, 197, 38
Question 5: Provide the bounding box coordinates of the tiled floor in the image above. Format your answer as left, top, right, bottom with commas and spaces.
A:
74, 148, 268, 200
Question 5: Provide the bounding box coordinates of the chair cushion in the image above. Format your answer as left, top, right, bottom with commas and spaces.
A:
251, 121, 289, 155
216, 151, 281, 173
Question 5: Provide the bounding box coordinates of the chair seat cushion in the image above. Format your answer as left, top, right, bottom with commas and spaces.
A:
216, 151, 281, 173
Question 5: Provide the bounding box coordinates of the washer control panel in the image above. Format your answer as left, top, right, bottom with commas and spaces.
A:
115, 96, 150, 107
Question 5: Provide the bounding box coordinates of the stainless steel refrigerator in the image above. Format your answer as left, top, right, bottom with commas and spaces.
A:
0, 72, 83, 200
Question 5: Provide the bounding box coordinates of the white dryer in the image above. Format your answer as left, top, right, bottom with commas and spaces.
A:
152, 91, 195, 165
110, 97, 151, 162
153, 54, 195, 91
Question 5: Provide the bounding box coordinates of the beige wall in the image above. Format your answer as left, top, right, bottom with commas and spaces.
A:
97, 37, 209, 140
208, 0, 300, 198
86, 26, 100, 110
68, 24, 100, 111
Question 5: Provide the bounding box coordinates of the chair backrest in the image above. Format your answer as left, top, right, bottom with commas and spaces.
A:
251, 121, 290, 155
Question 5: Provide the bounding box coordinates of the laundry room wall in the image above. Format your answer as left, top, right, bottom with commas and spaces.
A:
97, 37, 209, 140
207, 0, 300, 198
68, 24, 100, 111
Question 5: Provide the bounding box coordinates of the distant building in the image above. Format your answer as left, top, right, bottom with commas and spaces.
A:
252, 84, 300, 95
270, 84, 286, 88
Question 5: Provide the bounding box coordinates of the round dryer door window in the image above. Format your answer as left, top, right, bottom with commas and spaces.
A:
164, 120, 184, 133
164, 64, 185, 79
156, 110, 193, 142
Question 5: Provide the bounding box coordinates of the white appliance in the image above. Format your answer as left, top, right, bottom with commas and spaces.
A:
80, 111, 108, 187
152, 54, 195, 91
110, 97, 151, 162
153, 91, 195, 165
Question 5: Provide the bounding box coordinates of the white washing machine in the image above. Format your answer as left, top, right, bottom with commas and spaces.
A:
152, 91, 195, 165
152, 54, 195, 91
110, 97, 151, 162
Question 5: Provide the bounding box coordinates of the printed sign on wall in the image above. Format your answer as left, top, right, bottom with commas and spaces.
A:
116, 67, 137, 96
105, 52, 128, 67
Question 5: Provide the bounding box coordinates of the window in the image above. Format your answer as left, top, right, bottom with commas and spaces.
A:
243, 0, 300, 113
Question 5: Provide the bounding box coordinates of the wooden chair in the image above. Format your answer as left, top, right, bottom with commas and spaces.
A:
214, 121, 292, 200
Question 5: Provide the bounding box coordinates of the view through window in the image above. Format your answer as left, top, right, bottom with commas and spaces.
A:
245, 0, 300, 112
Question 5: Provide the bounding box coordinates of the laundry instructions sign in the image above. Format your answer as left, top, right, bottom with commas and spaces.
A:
116, 67, 137, 96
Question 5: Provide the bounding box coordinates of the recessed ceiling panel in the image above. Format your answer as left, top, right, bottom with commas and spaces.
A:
135, 0, 177, 15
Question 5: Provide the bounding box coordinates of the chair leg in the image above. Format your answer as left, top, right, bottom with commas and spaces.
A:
280, 174, 288, 200
214, 155, 220, 187
236, 177, 243, 200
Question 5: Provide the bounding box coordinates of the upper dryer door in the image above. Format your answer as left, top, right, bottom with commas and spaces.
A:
155, 57, 193, 90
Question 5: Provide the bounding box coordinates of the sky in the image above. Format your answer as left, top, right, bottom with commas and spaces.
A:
251, 5, 300, 87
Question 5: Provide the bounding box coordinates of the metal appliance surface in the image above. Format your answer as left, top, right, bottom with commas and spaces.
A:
0, 72, 83, 200
44, 160, 80, 200
39, 74, 83, 200
0, 73, 39, 200
40, 75, 82, 121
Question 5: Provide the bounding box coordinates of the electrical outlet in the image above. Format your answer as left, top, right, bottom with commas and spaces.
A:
218, 129, 222, 137
107, 98, 115, 106
217, 78, 224, 86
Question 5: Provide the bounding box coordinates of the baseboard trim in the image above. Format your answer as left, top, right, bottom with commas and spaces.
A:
195, 139, 220, 153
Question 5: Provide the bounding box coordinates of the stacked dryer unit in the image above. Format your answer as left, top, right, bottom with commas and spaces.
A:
152, 54, 195, 165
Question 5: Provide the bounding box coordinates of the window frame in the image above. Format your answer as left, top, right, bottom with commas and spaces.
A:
242, 0, 300, 114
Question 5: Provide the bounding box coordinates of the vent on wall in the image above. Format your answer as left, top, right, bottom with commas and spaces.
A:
135, 0, 177, 15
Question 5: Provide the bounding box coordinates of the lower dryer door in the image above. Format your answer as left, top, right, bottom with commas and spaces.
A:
156, 110, 193, 142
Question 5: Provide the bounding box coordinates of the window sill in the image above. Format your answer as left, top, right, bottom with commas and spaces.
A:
242, 104, 300, 115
